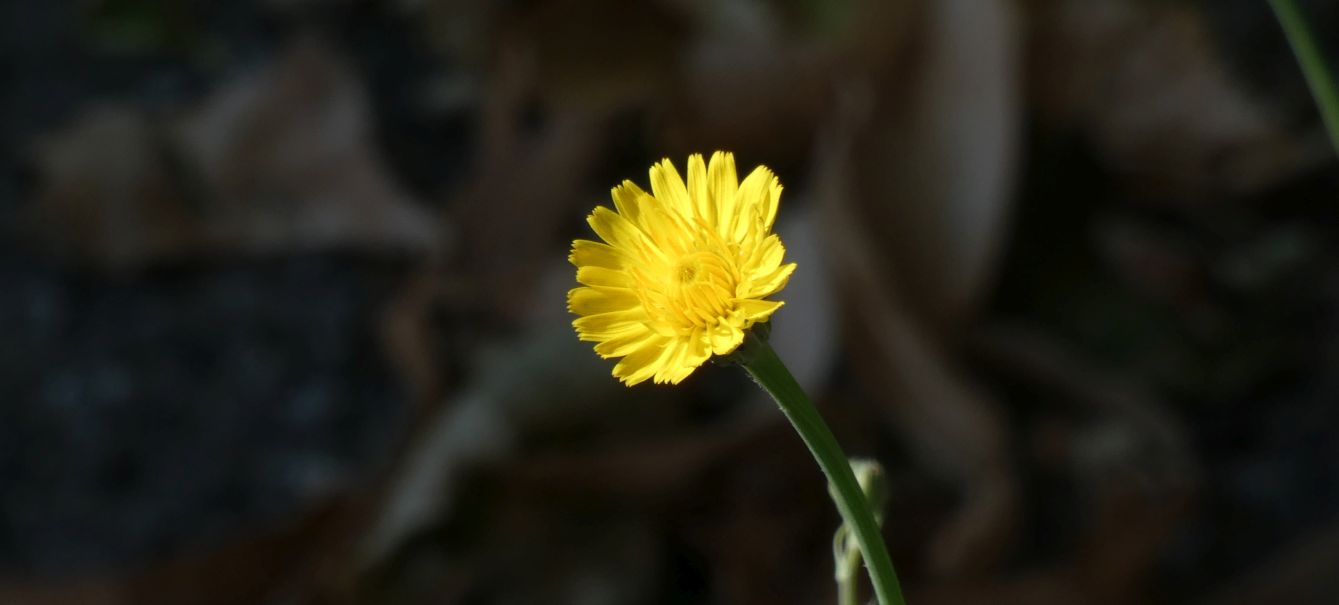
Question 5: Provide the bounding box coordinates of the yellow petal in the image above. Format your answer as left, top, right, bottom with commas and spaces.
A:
654, 339, 690, 384
646, 318, 680, 337
649, 158, 693, 219
577, 266, 632, 288
569, 239, 625, 269
684, 327, 714, 367
734, 298, 784, 321
707, 151, 738, 236
732, 166, 774, 243
577, 316, 643, 339
741, 262, 796, 299
764, 178, 782, 231
574, 308, 647, 336
708, 323, 744, 356
661, 330, 711, 384
588, 206, 649, 255
636, 202, 692, 258
568, 286, 639, 316
611, 180, 648, 225
593, 325, 657, 358
741, 234, 785, 275
686, 153, 713, 227
615, 337, 676, 386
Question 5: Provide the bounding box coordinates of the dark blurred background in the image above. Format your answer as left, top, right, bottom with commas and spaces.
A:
3, 0, 1339, 603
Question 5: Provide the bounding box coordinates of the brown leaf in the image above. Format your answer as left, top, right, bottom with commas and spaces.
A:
445, 40, 609, 322
0, 497, 367, 605
1026, 0, 1330, 200
26, 39, 441, 271
814, 128, 1021, 578
660, 0, 919, 168
26, 108, 202, 269
970, 323, 1198, 600
175, 39, 441, 258
808, 0, 1024, 578
836, 0, 1022, 325
1202, 518, 1339, 605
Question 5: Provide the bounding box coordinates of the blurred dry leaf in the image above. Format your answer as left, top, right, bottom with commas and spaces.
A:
514, 0, 686, 115
914, 572, 1099, 605
662, 0, 920, 164
973, 324, 1197, 601
176, 39, 440, 256
0, 497, 366, 605
361, 314, 624, 567
1203, 518, 1339, 605
681, 427, 839, 605
768, 208, 840, 392
27, 39, 440, 271
665, 0, 832, 164
505, 409, 776, 503
404, 0, 500, 67
25, 108, 200, 270
1095, 216, 1208, 310
379, 266, 448, 415
914, 470, 1186, 605
811, 0, 1023, 578
837, 0, 1021, 325
438, 493, 662, 605
1026, 0, 1331, 199
817, 140, 1020, 578
447, 41, 609, 321
409, 0, 685, 114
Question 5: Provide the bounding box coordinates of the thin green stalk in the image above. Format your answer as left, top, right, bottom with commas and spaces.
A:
1269, 0, 1339, 156
736, 332, 907, 605
835, 459, 889, 605
838, 559, 861, 605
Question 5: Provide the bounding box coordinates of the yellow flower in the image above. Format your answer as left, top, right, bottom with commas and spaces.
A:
568, 152, 796, 386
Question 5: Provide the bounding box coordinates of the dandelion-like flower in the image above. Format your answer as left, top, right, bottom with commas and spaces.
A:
568, 152, 796, 385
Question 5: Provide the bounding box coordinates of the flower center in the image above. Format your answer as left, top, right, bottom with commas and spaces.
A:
638, 250, 738, 331
678, 262, 700, 283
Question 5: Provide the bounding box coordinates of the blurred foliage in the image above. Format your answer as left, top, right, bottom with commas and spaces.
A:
1, 0, 1338, 604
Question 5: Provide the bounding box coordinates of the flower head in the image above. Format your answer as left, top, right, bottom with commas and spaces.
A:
568, 152, 796, 385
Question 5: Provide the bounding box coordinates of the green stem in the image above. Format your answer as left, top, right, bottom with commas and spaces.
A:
838, 560, 861, 605
1269, 0, 1339, 156
736, 333, 907, 605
